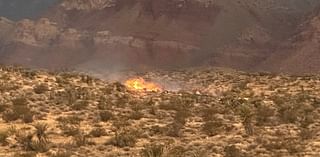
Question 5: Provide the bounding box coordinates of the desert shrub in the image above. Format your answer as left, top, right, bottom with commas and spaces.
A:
202, 120, 224, 136
33, 83, 49, 94
0, 103, 8, 113
97, 98, 110, 110
21, 70, 37, 79
190, 150, 209, 157
22, 111, 34, 123
57, 115, 82, 125
80, 75, 94, 84
13, 152, 37, 157
165, 108, 191, 137
12, 97, 28, 106
71, 100, 89, 110
57, 116, 82, 136
2, 110, 20, 122
108, 130, 138, 147
0, 82, 19, 92
299, 128, 314, 140
166, 122, 184, 137
60, 125, 80, 137
99, 110, 113, 122
49, 149, 73, 157
129, 111, 144, 120
159, 102, 178, 111
0, 130, 9, 146
89, 127, 107, 137
141, 144, 165, 157
7, 97, 34, 123
167, 145, 187, 157
112, 118, 131, 129
72, 133, 91, 147
300, 114, 315, 128
256, 104, 274, 125
201, 108, 220, 121
16, 131, 34, 151
174, 110, 190, 125
224, 145, 242, 157
278, 104, 299, 123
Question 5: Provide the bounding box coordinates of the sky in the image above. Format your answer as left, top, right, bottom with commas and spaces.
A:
0, 0, 58, 20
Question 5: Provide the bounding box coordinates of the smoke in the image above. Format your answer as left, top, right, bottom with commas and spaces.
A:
0, 0, 58, 20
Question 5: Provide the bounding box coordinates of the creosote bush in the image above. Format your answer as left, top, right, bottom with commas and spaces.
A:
99, 110, 113, 122
108, 130, 138, 147
90, 127, 107, 137
33, 83, 49, 94
0, 130, 9, 146
3, 97, 34, 123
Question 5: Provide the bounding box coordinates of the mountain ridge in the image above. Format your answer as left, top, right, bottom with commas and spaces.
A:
0, 0, 319, 74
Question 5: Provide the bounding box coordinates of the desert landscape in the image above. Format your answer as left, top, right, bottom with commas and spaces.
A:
0, 0, 320, 157
0, 66, 319, 157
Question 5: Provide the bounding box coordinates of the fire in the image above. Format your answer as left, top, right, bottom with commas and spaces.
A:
124, 77, 162, 92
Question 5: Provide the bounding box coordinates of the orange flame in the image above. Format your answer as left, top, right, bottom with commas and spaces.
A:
125, 77, 162, 92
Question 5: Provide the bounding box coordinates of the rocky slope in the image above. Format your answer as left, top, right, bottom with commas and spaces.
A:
0, 0, 320, 73
260, 9, 320, 74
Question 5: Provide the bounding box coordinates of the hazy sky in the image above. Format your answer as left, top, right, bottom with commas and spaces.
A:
0, 0, 58, 20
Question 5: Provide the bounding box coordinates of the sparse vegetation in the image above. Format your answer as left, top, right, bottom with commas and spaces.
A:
0, 66, 319, 156
108, 130, 138, 147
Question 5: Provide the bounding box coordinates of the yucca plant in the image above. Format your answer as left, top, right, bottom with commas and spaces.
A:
33, 122, 49, 142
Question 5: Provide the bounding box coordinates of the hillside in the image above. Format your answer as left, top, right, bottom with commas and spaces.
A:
0, 0, 319, 73
0, 66, 320, 156
260, 9, 320, 74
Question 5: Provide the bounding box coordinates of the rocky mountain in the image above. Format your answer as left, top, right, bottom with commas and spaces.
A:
0, 0, 320, 74
260, 9, 320, 74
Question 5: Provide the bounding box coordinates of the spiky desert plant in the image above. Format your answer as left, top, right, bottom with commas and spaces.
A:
30, 139, 49, 153
33, 122, 49, 142
15, 131, 34, 151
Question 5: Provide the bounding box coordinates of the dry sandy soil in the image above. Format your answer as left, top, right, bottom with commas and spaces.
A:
0, 66, 319, 157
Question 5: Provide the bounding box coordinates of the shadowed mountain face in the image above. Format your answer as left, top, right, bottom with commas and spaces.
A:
0, 0, 320, 74
0, 0, 58, 20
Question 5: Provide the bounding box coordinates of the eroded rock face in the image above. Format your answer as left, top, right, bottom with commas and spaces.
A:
0, 0, 320, 73
61, 0, 115, 10
12, 18, 60, 46
257, 10, 320, 74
